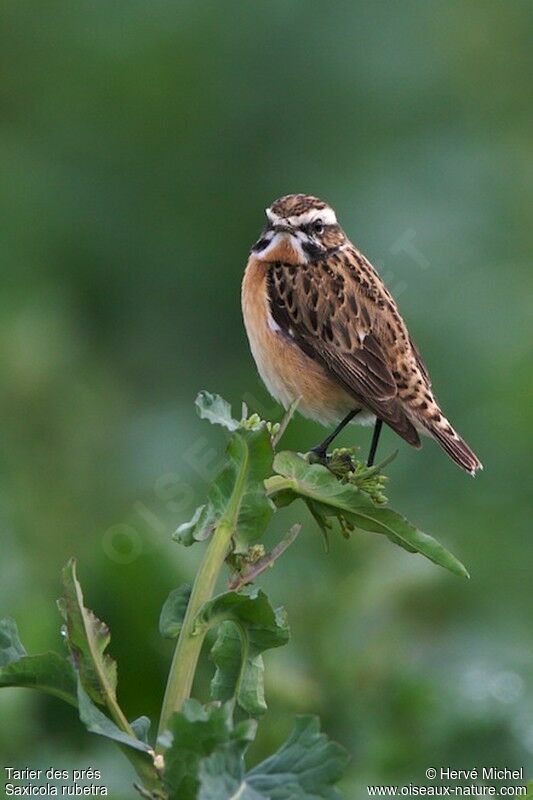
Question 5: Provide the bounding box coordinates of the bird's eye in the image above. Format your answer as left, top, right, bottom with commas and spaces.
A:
312, 219, 324, 235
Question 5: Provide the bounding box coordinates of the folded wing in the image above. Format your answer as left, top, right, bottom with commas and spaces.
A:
267, 261, 420, 446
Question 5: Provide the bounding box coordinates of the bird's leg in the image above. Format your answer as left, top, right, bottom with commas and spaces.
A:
310, 409, 360, 462
367, 418, 383, 467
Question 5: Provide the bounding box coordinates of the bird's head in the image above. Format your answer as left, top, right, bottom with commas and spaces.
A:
252, 194, 346, 264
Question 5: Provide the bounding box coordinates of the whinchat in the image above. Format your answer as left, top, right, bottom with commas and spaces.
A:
241, 193, 482, 475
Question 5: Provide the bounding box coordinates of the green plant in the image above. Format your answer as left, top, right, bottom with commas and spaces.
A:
0, 392, 470, 798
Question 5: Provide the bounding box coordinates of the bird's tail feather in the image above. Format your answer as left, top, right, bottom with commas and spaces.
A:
427, 418, 482, 476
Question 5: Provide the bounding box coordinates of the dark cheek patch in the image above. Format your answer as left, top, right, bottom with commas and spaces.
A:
252, 237, 271, 252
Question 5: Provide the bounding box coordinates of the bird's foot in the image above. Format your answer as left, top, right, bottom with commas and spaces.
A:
326, 448, 357, 478
333, 451, 357, 473
308, 446, 358, 478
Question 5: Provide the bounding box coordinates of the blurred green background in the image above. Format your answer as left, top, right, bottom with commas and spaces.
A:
1, 1, 532, 797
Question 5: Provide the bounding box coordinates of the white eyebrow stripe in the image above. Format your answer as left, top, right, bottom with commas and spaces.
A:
288, 208, 337, 227
266, 207, 337, 227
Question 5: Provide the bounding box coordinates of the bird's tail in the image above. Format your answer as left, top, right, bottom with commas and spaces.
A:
426, 415, 483, 476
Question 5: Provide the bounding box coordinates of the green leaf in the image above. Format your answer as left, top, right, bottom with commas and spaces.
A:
195, 588, 289, 716
196, 391, 240, 431
58, 559, 119, 706
0, 618, 26, 665
198, 743, 265, 800
270, 451, 469, 578
0, 618, 77, 706
0, 651, 78, 706
246, 716, 349, 799
77, 680, 152, 753
131, 715, 151, 744
163, 700, 256, 800
174, 426, 274, 554
196, 716, 348, 800
159, 585, 191, 638
59, 564, 161, 793
174, 504, 217, 547
165, 707, 347, 800
221, 429, 275, 553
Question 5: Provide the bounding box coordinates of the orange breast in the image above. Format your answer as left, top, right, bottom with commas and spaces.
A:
241, 256, 358, 425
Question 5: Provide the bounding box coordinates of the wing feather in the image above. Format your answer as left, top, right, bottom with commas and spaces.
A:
267, 261, 420, 446
409, 334, 431, 386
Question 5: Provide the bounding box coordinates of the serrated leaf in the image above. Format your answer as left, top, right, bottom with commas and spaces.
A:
246, 716, 349, 799
198, 743, 265, 800
271, 451, 469, 578
196, 391, 240, 431
77, 680, 152, 753
197, 718, 349, 800
195, 588, 289, 716
0, 618, 77, 706
59, 559, 118, 706
174, 426, 274, 553
59, 565, 161, 792
159, 585, 191, 638
163, 700, 256, 800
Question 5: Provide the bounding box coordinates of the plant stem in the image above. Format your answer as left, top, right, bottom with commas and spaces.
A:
122, 750, 163, 798
157, 437, 250, 744
228, 523, 301, 591
157, 520, 233, 740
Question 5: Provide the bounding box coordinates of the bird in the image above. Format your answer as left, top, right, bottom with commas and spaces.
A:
241, 193, 482, 475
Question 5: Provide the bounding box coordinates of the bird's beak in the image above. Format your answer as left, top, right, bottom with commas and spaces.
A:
272, 224, 294, 234
253, 222, 302, 264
